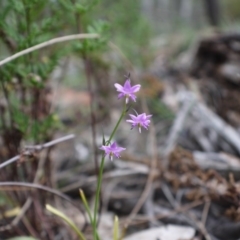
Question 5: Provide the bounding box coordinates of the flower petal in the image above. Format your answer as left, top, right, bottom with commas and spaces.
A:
118, 93, 125, 99
129, 94, 137, 102
110, 142, 118, 148
100, 146, 108, 151
114, 148, 126, 153
130, 114, 140, 121
123, 79, 131, 90
131, 84, 141, 92
126, 119, 134, 124
114, 83, 123, 91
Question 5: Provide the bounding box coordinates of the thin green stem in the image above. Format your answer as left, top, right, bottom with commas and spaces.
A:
93, 155, 105, 240
93, 102, 127, 240
107, 102, 127, 144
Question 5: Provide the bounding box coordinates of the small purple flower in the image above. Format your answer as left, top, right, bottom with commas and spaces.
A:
114, 78, 141, 104
126, 113, 152, 133
100, 142, 126, 161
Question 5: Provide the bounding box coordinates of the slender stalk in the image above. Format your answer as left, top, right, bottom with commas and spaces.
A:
93, 155, 105, 240
73, 0, 100, 180
92, 102, 127, 240
84, 56, 99, 177
107, 102, 127, 144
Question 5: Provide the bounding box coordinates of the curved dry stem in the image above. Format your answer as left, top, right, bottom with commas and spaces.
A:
0, 182, 87, 226
0, 33, 99, 66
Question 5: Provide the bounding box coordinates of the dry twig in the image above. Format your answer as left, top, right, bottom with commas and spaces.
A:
0, 33, 99, 66
0, 134, 75, 169
123, 200, 206, 226
193, 97, 240, 154
163, 93, 196, 164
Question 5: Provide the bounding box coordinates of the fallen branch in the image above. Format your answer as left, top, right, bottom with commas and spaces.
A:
193, 151, 240, 171
163, 93, 196, 165
193, 100, 240, 154
0, 134, 75, 169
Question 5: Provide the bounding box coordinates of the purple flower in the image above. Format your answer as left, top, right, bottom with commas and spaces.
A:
100, 142, 126, 161
126, 113, 152, 133
114, 78, 141, 104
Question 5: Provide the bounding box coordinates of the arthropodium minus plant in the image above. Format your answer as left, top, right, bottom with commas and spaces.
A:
60, 75, 152, 240
48, 74, 152, 240
94, 74, 152, 239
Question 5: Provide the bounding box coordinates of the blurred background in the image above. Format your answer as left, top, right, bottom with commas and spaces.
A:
1, 0, 240, 239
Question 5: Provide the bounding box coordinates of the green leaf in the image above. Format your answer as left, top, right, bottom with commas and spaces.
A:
12, 107, 29, 134
113, 216, 119, 240
46, 204, 86, 240
75, 3, 87, 14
